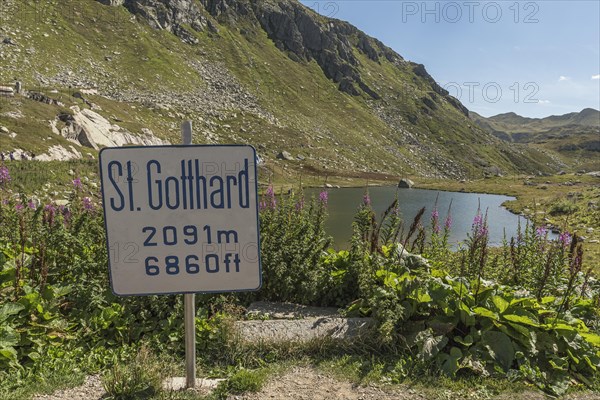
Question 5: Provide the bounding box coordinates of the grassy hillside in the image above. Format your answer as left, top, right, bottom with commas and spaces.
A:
0, 0, 557, 181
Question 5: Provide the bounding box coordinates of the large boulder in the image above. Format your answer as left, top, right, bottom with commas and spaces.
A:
398, 178, 414, 188
51, 107, 169, 150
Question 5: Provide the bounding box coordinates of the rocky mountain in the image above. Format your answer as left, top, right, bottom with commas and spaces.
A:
471, 109, 600, 170
0, 0, 556, 179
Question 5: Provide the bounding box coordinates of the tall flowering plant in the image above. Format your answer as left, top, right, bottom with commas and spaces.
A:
257, 185, 332, 304
425, 201, 453, 264
0, 165, 10, 186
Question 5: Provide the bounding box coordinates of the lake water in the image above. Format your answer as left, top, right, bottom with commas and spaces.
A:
304, 186, 543, 249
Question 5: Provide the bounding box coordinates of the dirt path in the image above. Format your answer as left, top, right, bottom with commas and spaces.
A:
230, 366, 416, 400
232, 367, 600, 400
30, 368, 600, 400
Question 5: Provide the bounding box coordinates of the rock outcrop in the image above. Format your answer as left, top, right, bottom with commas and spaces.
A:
36, 145, 83, 161
51, 107, 169, 151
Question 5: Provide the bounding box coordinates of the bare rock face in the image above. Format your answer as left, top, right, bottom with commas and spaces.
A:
51, 107, 170, 151
109, 0, 388, 98
248, 1, 383, 98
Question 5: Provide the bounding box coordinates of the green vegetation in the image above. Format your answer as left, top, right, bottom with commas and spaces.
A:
419, 174, 600, 273
0, 165, 598, 399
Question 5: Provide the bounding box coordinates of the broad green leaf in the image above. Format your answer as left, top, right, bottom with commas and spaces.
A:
473, 307, 498, 320
503, 314, 539, 327
583, 355, 598, 371
0, 347, 17, 361
416, 290, 432, 303
567, 349, 580, 364
541, 296, 556, 305
482, 331, 515, 371
549, 356, 569, 371
52, 285, 72, 298
546, 323, 578, 332
0, 327, 19, 348
0, 303, 25, 323
439, 347, 463, 377
581, 332, 600, 348
427, 316, 456, 336
491, 296, 509, 314
509, 298, 537, 308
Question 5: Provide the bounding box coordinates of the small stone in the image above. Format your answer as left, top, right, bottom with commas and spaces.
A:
277, 151, 293, 161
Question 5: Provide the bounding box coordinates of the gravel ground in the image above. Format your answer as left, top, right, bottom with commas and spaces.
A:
31, 375, 105, 400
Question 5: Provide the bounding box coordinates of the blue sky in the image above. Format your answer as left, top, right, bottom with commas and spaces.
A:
300, 1, 600, 118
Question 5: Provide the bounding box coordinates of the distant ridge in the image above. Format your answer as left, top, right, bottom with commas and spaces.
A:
470, 108, 600, 170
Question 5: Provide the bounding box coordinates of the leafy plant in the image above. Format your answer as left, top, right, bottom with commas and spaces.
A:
256, 186, 332, 305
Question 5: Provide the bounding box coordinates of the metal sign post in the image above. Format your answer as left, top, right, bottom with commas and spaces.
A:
99, 122, 262, 392
181, 121, 196, 389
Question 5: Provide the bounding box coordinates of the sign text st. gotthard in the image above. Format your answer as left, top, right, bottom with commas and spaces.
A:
99, 145, 262, 296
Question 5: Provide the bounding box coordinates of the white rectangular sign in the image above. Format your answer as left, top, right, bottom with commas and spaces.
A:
99, 145, 261, 296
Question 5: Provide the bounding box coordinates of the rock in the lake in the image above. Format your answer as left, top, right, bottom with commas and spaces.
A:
398, 178, 414, 188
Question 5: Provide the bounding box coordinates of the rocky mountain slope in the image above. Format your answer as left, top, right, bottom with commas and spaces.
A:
471, 109, 600, 171
0, 0, 556, 179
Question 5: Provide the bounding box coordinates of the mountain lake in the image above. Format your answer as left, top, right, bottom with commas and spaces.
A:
304, 186, 556, 249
